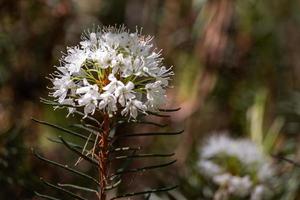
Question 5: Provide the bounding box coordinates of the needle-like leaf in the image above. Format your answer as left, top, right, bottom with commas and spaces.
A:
47, 137, 84, 150
41, 178, 88, 200
111, 160, 177, 177
146, 111, 171, 117
58, 183, 98, 194
120, 130, 184, 137
110, 185, 178, 200
34, 192, 62, 200
33, 149, 99, 185
59, 136, 98, 166
158, 108, 181, 112
32, 119, 95, 143
112, 153, 175, 161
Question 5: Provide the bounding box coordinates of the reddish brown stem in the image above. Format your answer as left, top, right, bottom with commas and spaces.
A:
98, 113, 110, 200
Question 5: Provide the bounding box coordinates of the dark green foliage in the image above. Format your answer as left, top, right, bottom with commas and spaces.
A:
0, 126, 39, 199
33, 107, 181, 200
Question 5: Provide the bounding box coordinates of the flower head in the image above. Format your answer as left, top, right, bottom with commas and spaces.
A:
49, 25, 173, 119
198, 134, 276, 200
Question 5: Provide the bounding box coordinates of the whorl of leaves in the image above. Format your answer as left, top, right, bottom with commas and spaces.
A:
33, 99, 181, 200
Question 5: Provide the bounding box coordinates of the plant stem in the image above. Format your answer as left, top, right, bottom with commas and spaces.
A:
98, 113, 110, 200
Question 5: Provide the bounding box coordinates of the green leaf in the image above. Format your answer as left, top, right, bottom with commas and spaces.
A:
33, 149, 99, 185
34, 192, 62, 200
120, 130, 184, 137
41, 178, 88, 200
112, 153, 175, 161
32, 119, 95, 144
58, 183, 98, 194
59, 136, 98, 166
111, 185, 178, 199
111, 160, 177, 177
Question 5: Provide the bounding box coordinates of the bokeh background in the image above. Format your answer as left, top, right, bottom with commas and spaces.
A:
1, 0, 300, 199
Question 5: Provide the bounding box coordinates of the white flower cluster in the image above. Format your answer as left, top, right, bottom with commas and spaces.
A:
198, 134, 275, 200
50, 26, 173, 119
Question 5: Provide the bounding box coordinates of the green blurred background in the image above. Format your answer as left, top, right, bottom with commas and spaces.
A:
1, 0, 300, 199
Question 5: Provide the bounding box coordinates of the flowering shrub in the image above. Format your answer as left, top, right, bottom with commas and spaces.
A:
198, 135, 276, 200
34, 25, 179, 200
50, 26, 173, 119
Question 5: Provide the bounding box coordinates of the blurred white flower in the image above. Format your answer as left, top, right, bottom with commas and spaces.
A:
199, 160, 221, 176
228, 175, 252, 197
201, 134, 265, 165
198, 134, 276, 200
213, 174, 252, 197
49, 25, 173, 119
213, 173, 231, 186
251, 185, 265, 200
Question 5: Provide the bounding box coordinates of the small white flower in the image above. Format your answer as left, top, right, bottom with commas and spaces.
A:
76, 79, 100, 117
120, 56, 136, 77
90, 50, 111, 69
155, 66, 174, 86
121, 99, 146, 119
64, 47, 88, 75
103, 74, 124, 93
80, 32, 98, 49
98, 93, 117, 115
52, 74, 74, 103
83, 103, 97, 117
60, 98, 76, 116
145, 81, 166, 110
115, 81, 135, 106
